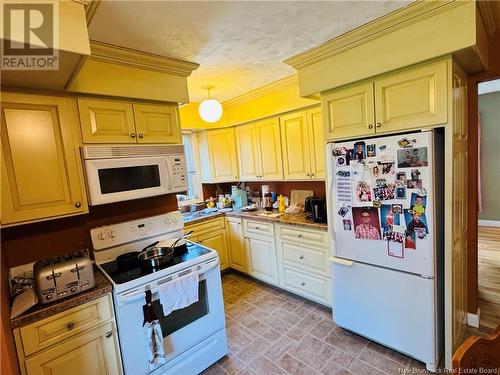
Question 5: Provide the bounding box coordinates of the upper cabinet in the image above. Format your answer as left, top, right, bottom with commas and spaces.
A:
322, 60, 448, 141
280, 107, 325, 180
77, 98, 181, 144
236, 118, 283, 181
199, 128, 239, 183
1, 92, 88, 226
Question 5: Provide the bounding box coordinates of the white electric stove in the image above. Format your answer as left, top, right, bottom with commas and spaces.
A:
91, 211, 227, 375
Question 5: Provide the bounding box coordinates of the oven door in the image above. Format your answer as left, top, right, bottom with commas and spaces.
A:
114, 259, 225, 375
84, 156, 172, 205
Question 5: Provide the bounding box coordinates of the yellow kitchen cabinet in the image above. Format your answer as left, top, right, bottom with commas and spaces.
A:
322, 59, 448, 140
186, 217, 229, 270
78, 98, 181, 144
197, 228, 229, 271
235, 117, 282, 181
199, 128, 239, 183
14, 295, 122, 375
133, 103, 181, 144
225, 217, 246, 273
280, 106, 325, 180
1, 92, 88, 226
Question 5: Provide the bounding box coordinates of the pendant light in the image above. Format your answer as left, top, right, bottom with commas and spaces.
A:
198, 85, 223, 123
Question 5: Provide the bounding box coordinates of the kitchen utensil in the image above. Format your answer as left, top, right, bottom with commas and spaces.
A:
167, 230, 194, 249
138, 245, 174, 268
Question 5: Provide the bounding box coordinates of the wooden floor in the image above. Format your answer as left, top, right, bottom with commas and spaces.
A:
478, 226, 500, 329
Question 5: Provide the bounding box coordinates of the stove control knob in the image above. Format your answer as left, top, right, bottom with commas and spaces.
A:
97, 232, 106, 240
109, 230, 116, 239
46, 294, 53, 300
70, 287, 77, 293
165, 218, 171, 225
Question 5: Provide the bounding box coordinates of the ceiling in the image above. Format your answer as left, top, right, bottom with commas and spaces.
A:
89, 1, 411, 103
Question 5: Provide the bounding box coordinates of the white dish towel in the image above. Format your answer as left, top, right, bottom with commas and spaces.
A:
158, 271, 199, 316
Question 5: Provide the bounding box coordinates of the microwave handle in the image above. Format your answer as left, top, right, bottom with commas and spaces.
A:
165, 157, 174, 191
115, 258, 219, 306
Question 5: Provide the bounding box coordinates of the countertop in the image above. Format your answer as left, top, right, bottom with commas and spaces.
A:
184, 209, 328, 231
11, 267, 112, 329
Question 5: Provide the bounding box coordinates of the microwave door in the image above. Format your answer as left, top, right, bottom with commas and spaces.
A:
85, 157, 170, 206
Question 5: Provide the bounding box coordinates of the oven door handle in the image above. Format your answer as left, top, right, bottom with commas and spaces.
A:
115, 258, 219, 306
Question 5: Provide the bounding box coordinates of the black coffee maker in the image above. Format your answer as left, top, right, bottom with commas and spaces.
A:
304, 196, 327, 223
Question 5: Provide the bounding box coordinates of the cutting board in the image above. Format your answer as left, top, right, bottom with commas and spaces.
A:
290, 189, 314, 205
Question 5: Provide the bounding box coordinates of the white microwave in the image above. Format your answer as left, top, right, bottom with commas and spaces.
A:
81, 145, 187, 206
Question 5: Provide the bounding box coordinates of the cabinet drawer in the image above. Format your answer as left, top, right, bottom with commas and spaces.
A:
282, 267, 331, 306
243, 219, 274, 237
20, 295, 113, 356
277, 225, 328, 247
279, 241, 330, 277
185, 216, 225, 235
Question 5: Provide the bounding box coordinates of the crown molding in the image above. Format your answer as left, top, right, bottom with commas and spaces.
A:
85, 0, 102, 26
89, 41, 199, 77
284, 0, 463, 70
477, 0, 497, 36
223, 75, 298, 108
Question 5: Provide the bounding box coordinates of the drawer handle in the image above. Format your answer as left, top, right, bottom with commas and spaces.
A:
130, 133, 136, 138
66, 321, 74, 331
75, 201, 81, 208
297, 234, 302, 238
300, 282, 306, 286
299, 255, 304, 260
138, 133, 144, 138
255, 226, 259, 230
105, 331, 113, 338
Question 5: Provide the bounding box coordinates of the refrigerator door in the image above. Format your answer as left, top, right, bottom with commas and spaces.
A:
327, 131, 436, 277
333, 261, 438, 368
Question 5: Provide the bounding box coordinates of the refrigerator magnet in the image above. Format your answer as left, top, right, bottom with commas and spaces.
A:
367, 144, 376, 157
387, 240, 404, 258
343, 219, 352, 231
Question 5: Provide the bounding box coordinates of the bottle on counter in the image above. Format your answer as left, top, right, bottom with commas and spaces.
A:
278, 195, 286, 213
264, 192, 273, 212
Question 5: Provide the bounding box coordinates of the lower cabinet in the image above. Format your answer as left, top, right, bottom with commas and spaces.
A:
14, 295, 122, 375
244, 234, 279, 286
225, 217, 246, 273
197, 228, 229, 271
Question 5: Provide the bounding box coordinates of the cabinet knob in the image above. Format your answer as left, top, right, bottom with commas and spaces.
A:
131, 133, 136, 138
368, 124, 373, 129
297, 234, 302, 238
105, 331, 113, 338
234, 176, 238, 179
306, 173, 310, 177
311, 173, 315, 177
299, 255, 304, 260
138, 133, 144, 138
75, 201, 81, 208
300, 282, 306, 286
66, 321, 74, 331
376, 123, 382, 128
255, 226, 259, 230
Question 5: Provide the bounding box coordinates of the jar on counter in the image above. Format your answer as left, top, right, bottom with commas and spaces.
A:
264, 192, 273, 212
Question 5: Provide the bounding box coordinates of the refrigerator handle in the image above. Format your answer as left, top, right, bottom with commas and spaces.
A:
326, 143, 336, 249
329, 256, 354, 267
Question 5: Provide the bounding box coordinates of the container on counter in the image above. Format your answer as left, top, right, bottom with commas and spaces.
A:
264, 192, 273, 212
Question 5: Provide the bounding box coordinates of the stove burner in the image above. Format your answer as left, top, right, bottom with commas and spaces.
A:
116, 252, 141, 269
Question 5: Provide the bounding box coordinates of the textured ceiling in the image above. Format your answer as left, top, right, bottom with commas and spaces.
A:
89, 1, 410, 103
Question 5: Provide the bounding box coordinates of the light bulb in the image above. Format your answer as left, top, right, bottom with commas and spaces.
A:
199, 98, 223, 123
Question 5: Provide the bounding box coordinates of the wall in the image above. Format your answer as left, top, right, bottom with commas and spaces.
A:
202, 181, 326, 202
478, 90, 500, 221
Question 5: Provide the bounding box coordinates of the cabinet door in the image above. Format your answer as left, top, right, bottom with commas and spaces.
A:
25, 322, 122, 375
374, 60, 448, 134
133, 103, 181, 144
77, 98, 136, 143
307, 107, 326, 180
225, 218, 246, 273
235, 124, 259, 180
1, 93, 88, 226
322, 81, 375, 140
198, 228, 229, 270
245, 236, 278, 286
255, 118, 283, 180
206, 129, 239, 183
280, 111, 311, 180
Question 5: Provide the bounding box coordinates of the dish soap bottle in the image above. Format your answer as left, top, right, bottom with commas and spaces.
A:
278, 195, 286, 213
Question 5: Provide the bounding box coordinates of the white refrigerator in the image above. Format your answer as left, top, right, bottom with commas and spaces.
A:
326, 131, 443, 372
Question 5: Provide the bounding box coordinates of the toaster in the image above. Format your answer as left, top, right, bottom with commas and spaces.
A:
34, 251, 95, 304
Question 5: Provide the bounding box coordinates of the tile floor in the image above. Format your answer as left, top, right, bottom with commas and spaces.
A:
203, 271, 428, 375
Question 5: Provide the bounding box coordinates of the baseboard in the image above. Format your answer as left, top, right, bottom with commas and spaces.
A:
467, 308, 480, 328
478, 219, 500, 227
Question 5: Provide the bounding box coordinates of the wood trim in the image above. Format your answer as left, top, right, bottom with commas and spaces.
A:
284, 0, 461, 69
223, 75, 298, 108
85, 0, 102, 26
88, 41, 199, 77
477, 0, 497, 36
